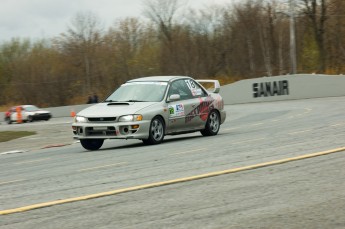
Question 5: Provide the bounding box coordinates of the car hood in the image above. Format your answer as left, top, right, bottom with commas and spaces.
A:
78, 102, 157, 117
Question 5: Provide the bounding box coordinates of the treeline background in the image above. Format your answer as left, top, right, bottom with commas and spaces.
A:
0, 0, 344, 107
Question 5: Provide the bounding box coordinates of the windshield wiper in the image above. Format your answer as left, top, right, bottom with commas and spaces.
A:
123, 100, 146, 102
104, 100, 118, 102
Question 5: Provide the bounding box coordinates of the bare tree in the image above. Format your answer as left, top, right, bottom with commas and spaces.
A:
142, 0, 185, 74
300, 0, 328, 73
58, 12, 104, 95
258, 6, 273, 77
183, 5, 230, 77
142, 0, 182, 42
325, 0, 345, 73
232, 1, 264, 77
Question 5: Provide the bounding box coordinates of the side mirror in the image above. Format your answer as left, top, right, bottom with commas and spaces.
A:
168, 94, 180, 102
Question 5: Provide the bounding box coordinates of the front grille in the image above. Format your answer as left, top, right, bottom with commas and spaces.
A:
88, 117, 116, 122
85, 127, 116, 136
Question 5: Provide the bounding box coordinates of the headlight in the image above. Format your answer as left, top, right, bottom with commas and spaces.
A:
118, 114, 143, 122
74, 116, 88, 123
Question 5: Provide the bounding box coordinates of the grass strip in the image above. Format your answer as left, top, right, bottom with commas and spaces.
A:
0, 131, 36, 142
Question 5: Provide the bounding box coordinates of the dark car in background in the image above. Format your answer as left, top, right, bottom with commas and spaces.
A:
4, 105, 52, 124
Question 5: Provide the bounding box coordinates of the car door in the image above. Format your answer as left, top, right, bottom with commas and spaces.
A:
183, 79, 211, 129
167, 79, 200, 132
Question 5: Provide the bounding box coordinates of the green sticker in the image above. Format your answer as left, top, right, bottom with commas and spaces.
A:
169, 107, 174, 114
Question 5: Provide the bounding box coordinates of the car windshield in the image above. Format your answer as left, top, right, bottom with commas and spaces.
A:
24, 105, 40, 111
105, 82, 168, 102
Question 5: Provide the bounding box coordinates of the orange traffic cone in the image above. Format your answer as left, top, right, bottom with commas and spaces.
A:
16, 106, 23, 124
71, 109, 76, 117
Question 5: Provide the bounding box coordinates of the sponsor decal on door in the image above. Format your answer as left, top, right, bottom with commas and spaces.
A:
169, 104, 185, 117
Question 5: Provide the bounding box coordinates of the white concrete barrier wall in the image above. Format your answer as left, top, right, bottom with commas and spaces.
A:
1, 74, 344, 122
220, 74, 345, 105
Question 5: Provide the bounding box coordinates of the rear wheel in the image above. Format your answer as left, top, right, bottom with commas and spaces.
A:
201, 110, 220, 136
142, 116, 165, 145
80, 139, 104, 151
5, 117, 12, 124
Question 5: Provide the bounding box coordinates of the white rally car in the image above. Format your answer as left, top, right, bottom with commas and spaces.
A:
72, 76, 226, 150
4, 105, 52, 124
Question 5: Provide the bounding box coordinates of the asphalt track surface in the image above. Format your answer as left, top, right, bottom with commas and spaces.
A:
1, 97, 345, 229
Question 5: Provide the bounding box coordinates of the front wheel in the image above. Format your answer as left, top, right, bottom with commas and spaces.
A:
27, 115, 33, 122
80, 139, 104, 151
142, 116, 165, 145
200, 110, 220, 136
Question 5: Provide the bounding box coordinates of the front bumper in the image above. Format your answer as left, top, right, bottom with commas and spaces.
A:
72, 120, 151, 140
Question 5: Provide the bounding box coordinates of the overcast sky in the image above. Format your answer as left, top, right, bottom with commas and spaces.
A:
1, 0, 233, 42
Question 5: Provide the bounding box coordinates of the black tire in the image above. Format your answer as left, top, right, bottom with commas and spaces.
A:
5, 117, 12, 124
200, 110, 220, 136
27, 115, 33, 122
80, 139, 104, 151
142, 116, 165, 145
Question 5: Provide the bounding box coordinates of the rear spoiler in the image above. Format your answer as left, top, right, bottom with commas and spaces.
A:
196, 79, 221, 93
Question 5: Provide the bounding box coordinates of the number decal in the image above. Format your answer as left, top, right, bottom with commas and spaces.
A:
185, 80, 196, 90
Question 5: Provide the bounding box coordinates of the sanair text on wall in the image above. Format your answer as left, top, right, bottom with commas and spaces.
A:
253, 80, 289, 98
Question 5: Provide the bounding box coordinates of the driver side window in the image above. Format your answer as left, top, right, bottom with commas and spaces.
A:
168, 80, 194, 101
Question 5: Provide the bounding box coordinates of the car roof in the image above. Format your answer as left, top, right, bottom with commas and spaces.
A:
10, 105, 36, 108
8, 105, 35, 110
127, 76, 192, 83
19, 105, 37, 108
